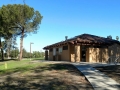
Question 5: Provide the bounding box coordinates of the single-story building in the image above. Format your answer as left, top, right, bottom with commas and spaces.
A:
43, 34, 120, 63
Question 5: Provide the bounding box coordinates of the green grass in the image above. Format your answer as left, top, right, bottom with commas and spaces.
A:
0, 62, 94, 90
22, 57, 44, 60
0, 60, 47, 75
31, 57, 45, 60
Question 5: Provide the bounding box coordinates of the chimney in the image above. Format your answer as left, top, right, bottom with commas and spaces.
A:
65, 36, 68, 41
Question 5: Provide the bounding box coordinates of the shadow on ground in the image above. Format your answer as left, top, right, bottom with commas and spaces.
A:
0, 59, 18, 62
95, 65, 120, 84
0, 63, 93, 90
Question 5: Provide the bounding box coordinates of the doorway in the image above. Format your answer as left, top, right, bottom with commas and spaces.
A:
81, 46, 86, 62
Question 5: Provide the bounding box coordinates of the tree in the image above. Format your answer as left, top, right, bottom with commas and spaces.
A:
107, 35, 112, 39
32, 51, 45, 58
10, 47, 19, 58
3, 36, 17, 59
0, 8, 15, 60
0, 4, 43, 60
40, 52, 45, 58
116, 36, 119, 41
22, 48, 28, 58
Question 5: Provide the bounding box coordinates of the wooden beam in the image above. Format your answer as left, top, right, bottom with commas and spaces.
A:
69, 41, 74, 44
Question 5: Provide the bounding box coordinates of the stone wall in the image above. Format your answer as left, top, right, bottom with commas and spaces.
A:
61, 48, 70, 61
69, 45, 81, 62
75, 45, 80, 62
89, 48, 109, 63
48, 45, 70, 61
89, 44, 120, 63
69, 44, 75, 62
48, 43, 120, 63
49, 51, 53, 60
108, 44, 120, 63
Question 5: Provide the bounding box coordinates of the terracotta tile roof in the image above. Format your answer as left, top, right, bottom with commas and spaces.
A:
43, 34, 120, 49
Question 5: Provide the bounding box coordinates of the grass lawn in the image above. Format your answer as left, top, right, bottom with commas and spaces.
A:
0, 60, 93, 90
0, 60, 45, 75
21, 57, 45, 60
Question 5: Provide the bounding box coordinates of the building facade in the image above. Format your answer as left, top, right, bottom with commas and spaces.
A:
43, 34, 120, 63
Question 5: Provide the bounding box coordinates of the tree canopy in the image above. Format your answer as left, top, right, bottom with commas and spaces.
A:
0, 4, 43, 60
0, 7, 15, 60
116, 36, 119, 41
107, 35, 112, 39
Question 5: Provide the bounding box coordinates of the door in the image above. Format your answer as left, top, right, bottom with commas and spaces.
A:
82, 51, 86, 62
81, 46, 86, 62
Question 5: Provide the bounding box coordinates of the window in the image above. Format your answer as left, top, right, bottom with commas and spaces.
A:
50, 48, 53, 52
63, 45, 68, 50
56, 48, 58, 51
53, 48, 56, 55
59, 47, 62, 53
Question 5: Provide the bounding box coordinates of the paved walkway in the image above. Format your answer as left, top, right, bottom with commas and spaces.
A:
32, 60, 120, 89
73, 64, 120, 90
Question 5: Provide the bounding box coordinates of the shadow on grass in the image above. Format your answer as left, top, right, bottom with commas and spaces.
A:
0, 63, 93, 90
0, 63, 83, 76
0, 76, 87, 90
34, 64, 84, 76
95, 65, 120, 84
0, 66, 33, 75
0, 59, 18, 62
95, 65, 120, 76
32, 58, 44, 60
95, 65, 120, 72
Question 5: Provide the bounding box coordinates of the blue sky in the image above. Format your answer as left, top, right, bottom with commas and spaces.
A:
0, 0, 120, 52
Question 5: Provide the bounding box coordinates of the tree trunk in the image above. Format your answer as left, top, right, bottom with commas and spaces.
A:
1, 48, 4, 61
7, 49, 10, 59
0, 37, 4, 61
19, 29, 24, 60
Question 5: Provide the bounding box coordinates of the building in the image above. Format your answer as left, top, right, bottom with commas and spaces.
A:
43, 34, 120, 63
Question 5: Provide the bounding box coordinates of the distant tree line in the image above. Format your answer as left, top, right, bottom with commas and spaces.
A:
0, 47, 44, 59
22, 48, 44, 58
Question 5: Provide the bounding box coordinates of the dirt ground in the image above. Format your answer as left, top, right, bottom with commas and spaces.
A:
0, 63, 93, 90
95, 65, 120, 84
